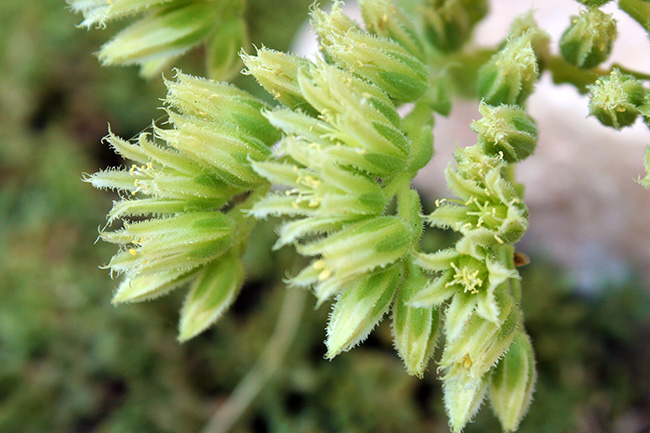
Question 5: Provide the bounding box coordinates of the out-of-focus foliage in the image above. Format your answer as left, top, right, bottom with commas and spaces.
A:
1, 0, 649, 432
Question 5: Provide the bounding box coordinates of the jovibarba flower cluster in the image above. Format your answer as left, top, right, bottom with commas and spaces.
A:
88, 0, 551, 431
87, 72, 279, 341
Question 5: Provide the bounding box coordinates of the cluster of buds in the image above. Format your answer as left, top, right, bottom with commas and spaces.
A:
87, 1, 544, 431
68, 0, 247, 79
245, 3, 443, 368
247, 57, 419, 357
87, 72, 277, 340
412, 44, 540, 425
413, 140, 536, 431
559, 6, 616, 69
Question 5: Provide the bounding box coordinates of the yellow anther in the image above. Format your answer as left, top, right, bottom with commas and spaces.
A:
494, 234, 505, 245
313, 259, 326, 270
129, 248, 137, 256
462, 354, 473, 369
318, 268, 333, 281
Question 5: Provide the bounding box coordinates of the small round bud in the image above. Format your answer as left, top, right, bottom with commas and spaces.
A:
478, 33, 539, 106
312, 3, 428, 102
241, 47, 317, 114
472, 102, 538, 163
509, 11, 551, 71
559, 7, 617, 69
422, 0, 488, 53
588, 69, 646, 129
489, 330, 537, 433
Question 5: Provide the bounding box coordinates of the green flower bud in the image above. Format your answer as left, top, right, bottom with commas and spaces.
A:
242, 47, 317, 114
112, 268, 199, 304
326, 265, 400, 358
103, 211, 233, 285
299, 61, 401, 127
441, 291, 517, 377
588, 69, 646, 129
472, 102, 538, 162
443, 369, 490, 433
205, 14, 247, 81
251, 152, 385, 222
296, 216, 411, 283
97, 2, 219, 77
392, 262, 440, 377
422, 0, 488, 53
165, 72, 279, 145
68, 0, 175, 28
489, 330, 537, 433
559, 7, 616, 69
312, 2, 428, 101
178, 249, 244, 341
478, 32, 539, 106
509, 11, 551, 70
293, 62, 411, 175
358, 0, 425, 60
88, 133, 238, 203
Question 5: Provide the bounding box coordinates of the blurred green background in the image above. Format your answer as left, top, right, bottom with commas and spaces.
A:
1, 1, 649, 432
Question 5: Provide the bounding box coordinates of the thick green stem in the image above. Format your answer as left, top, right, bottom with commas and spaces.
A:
547, 56, 650, 94
199, 287, 306, 433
